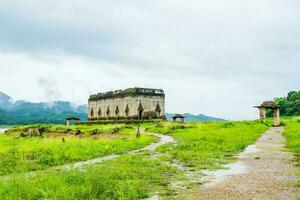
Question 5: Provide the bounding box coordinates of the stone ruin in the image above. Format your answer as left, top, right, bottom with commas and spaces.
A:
255, 101, 280, 127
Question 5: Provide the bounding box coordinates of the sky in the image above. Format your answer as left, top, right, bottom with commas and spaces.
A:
0, 0, 299, 120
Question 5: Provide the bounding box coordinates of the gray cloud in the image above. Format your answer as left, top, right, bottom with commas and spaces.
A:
0, 0, 299, 119
38, 77, 61, 101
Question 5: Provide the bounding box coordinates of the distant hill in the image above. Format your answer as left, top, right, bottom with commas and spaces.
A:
0, 92, 87, 125
0, 92, 225, 125
166, 113, 225, 122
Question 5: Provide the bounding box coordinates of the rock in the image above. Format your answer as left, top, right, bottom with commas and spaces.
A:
20, 128, 42, 137
65, 129, 72, 133
75, 129, 82, 135
38, 127, 46, 134
111, 127, 120, 134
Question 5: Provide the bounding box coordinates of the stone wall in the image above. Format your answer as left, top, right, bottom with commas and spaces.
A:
88, 94, 165, 120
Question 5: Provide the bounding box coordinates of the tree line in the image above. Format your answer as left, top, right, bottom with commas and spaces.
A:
268, 91, 300, 116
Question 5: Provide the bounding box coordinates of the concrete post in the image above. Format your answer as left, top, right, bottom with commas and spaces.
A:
273, 108, 280, 127
259, 107, 266, 120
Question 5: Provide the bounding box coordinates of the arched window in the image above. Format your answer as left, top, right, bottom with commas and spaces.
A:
125, 104, 130, 118
155, 102, 161, 117
137, 101, 144, 120
106, 107, 110, 117
90, 108, 94, 118
115, 106, 119, 117
98, 108, 102, 118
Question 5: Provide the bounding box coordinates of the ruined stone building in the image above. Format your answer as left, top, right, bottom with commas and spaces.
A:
88, 88, 165, 121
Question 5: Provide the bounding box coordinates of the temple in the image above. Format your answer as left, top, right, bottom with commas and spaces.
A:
88, 87, 165, 121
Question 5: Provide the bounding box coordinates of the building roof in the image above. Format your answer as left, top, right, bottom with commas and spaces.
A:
172, 113, 185, 119
66, 116, 80, 120
89, 87, 165, 101
255, 101, 280, 108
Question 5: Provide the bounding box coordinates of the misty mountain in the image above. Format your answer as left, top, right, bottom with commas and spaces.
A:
166, 113, 225, 122
0, 92, 87, 125
0, 92, 14, 110
0, 92, 225, 125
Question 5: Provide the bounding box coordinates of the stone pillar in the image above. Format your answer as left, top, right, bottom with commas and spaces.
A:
66, 120, 70, 126
273, 108, 280, 127
259, 107, 266, 120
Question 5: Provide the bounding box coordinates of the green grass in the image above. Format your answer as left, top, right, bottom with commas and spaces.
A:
0, 124, 156, 176
282, 117, 300, 186
0, 120, 269, 199
0, 154, 178, 200
153, 121, 268, 170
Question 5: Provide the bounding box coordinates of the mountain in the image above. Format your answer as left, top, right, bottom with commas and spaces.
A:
0, 92, 87, 125
166, 113, 225, 122
0, 92, 14, 110
0, 92, 225, 125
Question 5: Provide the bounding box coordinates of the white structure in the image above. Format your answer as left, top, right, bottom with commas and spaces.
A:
88, 88, 165, 121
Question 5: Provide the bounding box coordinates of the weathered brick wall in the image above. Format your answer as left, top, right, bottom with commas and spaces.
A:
88, 95, 165, 120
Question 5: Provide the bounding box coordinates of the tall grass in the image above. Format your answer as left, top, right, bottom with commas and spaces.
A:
283, 117, 300, 186
0, 125, 156, 175
0, 154, 177, 200
155, 121, 268, 169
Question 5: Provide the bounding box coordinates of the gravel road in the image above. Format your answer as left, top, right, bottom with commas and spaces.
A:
192, 127, 300, 200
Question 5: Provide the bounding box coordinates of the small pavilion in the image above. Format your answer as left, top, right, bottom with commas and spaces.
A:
172, 114, 185, 123
65, 116, 80, 126
254, 101, 280, 127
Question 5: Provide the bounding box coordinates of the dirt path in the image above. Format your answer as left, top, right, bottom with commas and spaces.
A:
191, 127, 300, 200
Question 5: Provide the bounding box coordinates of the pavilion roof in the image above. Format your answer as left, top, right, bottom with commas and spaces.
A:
255, 101, 280, 108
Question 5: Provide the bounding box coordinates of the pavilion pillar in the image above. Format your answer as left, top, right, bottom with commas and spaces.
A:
259, 107, 266, 120
273, 108, 280, 127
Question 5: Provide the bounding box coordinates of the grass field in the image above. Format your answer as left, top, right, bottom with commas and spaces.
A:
153, 121, 268, 170
0, 154, 178, 200
0, 120, 270, 199
282, 117, 300, 187
0, 124, 156, 176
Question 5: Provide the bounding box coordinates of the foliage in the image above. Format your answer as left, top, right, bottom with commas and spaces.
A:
267, 91, 300, 117
282, 117, 300, 186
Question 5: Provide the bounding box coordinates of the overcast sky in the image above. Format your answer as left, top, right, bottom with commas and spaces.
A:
0, 0, 299, 120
